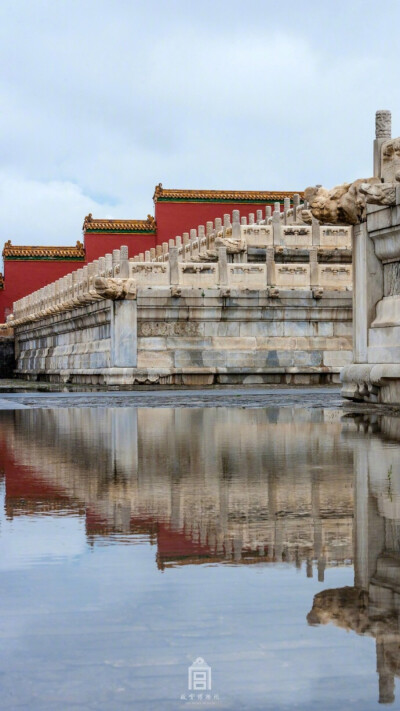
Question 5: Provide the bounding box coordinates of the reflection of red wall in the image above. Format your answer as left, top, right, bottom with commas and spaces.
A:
84, 232, 157, 263
0, 260, 84, 323
155, 201, 283, 245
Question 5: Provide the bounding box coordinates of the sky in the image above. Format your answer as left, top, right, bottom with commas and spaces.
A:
0, 0, 399, 255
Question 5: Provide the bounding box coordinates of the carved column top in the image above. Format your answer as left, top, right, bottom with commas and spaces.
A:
376, 110, 392, 139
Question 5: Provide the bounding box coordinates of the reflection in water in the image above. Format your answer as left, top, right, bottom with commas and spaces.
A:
308, 414, 400, 705
3, 405, 400, 709
0, 408, 353, 574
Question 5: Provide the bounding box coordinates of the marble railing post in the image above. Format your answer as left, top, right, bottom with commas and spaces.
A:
272, 203, 282, 245
223, 214, 231, 235
112, 249, 120, 276
232, 210, 241, 238
292, 193, 300, 222
266, 247, 276, 286
206, 222, 213, 247
283, 197, 290, 225
120, 246, 129, 278
169, 246, 179, 285
312, 217, 320, 246
105, 253, 112, 277
309, 248, 319, 287
218, 247, 228, 285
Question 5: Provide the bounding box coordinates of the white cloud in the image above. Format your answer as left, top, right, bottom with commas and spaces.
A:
0, 0, 399, 254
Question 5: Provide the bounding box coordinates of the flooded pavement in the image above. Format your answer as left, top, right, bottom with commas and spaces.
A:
0, 397, 399, 709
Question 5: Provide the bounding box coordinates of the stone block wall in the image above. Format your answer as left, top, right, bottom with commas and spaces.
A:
13, 286, 352, 386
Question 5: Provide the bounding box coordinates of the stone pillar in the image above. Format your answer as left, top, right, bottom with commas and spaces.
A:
272, 205, 281, 245
169, 246, 179, 285
232, 210, 241, 238
111, 300, 137, 368
265, 206, 272, 221
105, 253, 113, 277
120, 245, 129, 278
256, 209, 263, 224
266, 247, 275, 286
292, 193, 300, 222
310, 247, 319, 287
283, 197, 290, 225
374, 110, 391, 178
218, 247, 228, 285
352, 223, 383, 363
311, 217, 320, 246
223, 214, 231, 235
112, 249, 120, 276
353, 223, 368, 363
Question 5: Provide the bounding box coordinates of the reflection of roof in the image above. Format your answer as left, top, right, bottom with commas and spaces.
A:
83, 213, 156, 233
153, 183, 303, 203
2, 240, 85, 260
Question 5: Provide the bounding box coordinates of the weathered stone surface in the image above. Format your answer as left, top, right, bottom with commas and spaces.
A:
305, 178, 380, 226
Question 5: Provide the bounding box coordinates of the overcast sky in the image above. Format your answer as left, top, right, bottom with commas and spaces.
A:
0, 0, 399, 253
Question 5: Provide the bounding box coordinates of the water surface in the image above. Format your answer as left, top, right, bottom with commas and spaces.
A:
0, 402, 398, 710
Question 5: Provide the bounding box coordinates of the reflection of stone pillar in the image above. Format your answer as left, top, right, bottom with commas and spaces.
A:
353, 441, 384, 590
377, 639, 395, 704
312, 471, 325, 582
233, 537, 242, 562
268, 472, 279, 561
113, 409, 138, 478
170, 479, 182, 531
354, 445, 369, 590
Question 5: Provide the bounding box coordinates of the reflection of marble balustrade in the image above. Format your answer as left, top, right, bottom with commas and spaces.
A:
0, 407, 353, 571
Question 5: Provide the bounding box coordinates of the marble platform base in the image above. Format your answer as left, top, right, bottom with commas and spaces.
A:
13, 287, 352, 387
341, 363, 400, 404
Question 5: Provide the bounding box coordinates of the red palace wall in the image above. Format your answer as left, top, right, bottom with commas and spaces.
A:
0, 190, 299, 322
0, 260, 84, 322
154, 201, 283, 246
84, 232, 157, 263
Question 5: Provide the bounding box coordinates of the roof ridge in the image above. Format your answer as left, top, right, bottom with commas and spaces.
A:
153, 184, 303, 202
83, 213, 156, 232
3, 240, 85, 259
